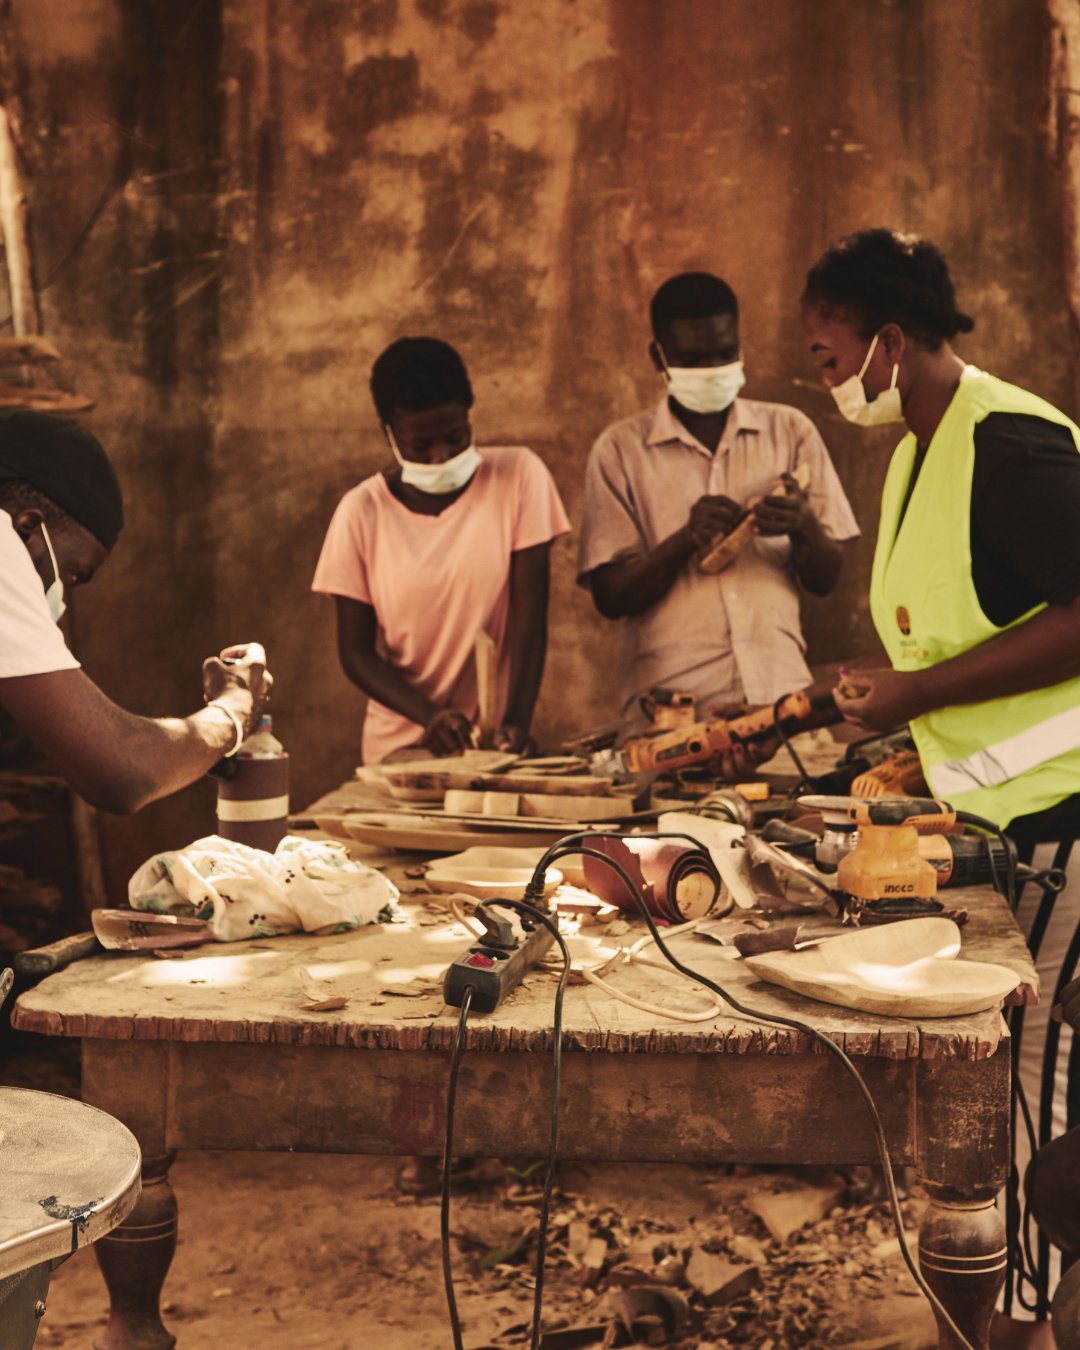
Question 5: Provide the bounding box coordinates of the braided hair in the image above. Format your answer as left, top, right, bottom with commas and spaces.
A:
802, 229, 974, 350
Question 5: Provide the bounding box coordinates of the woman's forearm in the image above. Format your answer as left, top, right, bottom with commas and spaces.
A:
339, 644, 438, 727
914, 596, 1080, 715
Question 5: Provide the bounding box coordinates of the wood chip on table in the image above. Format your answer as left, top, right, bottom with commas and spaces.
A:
298, 967, 349, 1012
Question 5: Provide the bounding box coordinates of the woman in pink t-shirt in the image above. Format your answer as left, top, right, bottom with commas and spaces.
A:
312, 337, 570, 763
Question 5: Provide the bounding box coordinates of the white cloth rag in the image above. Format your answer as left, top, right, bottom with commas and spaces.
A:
128, 834, 399, 941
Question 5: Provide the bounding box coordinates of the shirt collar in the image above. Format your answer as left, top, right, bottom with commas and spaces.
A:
646, 395, 762, 455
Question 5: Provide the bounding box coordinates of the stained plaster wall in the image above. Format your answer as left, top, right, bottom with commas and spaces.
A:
7, 0, 1073, 892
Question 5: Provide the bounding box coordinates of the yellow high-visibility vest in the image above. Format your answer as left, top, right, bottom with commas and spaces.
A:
870, 366, 1080, 828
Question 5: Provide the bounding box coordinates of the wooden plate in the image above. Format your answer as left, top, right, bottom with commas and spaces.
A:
338, 812, 574, 854
744, 917, 1021, 1018
424, 860, 563, 901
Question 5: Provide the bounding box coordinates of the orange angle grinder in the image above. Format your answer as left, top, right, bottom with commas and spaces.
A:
595, 689, 842, 778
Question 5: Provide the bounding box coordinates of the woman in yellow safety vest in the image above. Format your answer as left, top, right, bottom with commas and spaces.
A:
801, 228, 1080, 837
802, 228, 1080, 1346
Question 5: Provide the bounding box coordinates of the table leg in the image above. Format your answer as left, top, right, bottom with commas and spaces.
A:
918, 1197, 1006, 1349
916, 1048, 1010, 1350
93, 1151, 177, 1350
82, 1042, 175, 1350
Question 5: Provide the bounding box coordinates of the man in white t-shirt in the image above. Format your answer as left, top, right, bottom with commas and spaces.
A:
0, 411, 270, 813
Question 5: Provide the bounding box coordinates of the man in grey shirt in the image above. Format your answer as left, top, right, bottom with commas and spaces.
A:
578, 272, 859, 733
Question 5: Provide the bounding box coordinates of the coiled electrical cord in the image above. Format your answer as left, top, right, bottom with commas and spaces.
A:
522, 830, 978, 1350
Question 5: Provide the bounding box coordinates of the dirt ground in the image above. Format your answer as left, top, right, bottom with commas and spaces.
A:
36, 1150, 939, 1350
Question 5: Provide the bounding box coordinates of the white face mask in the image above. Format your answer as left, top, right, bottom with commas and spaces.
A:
387, 428, 482, 495
830, 333, 904, 426
662, 358, 746, 415
39, 522, 66, 623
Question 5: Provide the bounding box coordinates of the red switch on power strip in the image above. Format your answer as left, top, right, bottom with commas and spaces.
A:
466, 951, 498, 969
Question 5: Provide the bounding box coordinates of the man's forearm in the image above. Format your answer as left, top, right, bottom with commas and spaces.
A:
590, 527, 697, 619
790, 516, 843, 596
0, 669, 251, 814
913, 597, 1080, 715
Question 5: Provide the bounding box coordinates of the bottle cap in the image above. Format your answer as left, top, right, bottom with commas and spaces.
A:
258, 714, 273, 730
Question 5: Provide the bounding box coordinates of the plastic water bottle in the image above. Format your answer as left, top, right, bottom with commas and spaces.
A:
216, 714, 290, 853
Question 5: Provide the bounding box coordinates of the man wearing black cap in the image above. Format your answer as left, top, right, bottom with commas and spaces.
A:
0, 411, 270, 813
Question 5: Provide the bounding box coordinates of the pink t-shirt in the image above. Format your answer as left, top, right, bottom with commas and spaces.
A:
312, 445, 570, 763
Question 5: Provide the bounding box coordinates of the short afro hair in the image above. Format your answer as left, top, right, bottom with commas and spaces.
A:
650, 272, 739, 339
802, 228, 974, 349
370, 337, 474, 424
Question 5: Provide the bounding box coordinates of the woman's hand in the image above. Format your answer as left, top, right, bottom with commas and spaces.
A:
832, 666, 928, 733
422, 709, 475, 756
494, 724, 535, 755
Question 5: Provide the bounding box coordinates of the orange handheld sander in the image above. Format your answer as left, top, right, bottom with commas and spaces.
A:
793, 794, 1027, 924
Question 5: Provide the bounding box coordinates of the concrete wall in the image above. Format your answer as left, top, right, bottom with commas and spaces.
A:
8, 0, 1072, 891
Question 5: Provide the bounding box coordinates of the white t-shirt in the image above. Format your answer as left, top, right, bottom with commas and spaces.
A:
0, 508, 80, 678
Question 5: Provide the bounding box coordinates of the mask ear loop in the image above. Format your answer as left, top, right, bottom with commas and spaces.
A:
856, 332, 881, 381
384, 425, 406, 466
40, 521, 62, 590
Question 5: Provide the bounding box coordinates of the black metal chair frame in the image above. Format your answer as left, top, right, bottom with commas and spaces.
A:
1002, 836, 1080, 1319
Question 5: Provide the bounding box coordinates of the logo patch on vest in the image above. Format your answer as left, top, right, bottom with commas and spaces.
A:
896, 605, 911, 636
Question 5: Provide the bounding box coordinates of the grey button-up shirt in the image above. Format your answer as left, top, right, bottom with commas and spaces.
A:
578, 396, 859, 728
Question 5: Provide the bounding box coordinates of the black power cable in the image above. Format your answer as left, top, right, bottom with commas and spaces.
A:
441, 984, 474, 1350
524, 830, 977, 1350
476, 900, 572, 1350
771, 692, 814, 793
438, 903, 571, 1350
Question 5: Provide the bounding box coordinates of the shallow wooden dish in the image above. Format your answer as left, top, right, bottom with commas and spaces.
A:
744, 917, 1021, 1018
338, 811, 571, 854
424, 857, 564, 901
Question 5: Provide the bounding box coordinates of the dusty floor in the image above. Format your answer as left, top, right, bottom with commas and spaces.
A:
36, 1150, 939, 1349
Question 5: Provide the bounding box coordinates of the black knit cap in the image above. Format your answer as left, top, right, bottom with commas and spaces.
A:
0, 411, 123, 549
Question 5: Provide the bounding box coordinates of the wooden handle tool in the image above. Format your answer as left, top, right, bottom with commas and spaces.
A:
474, 629, 498, 749
14, 931, 102, 976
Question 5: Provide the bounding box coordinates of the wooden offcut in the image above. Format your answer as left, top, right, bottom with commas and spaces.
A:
698, 463, 811, 575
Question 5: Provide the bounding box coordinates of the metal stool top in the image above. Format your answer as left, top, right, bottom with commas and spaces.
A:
0, 1088, 140, 1279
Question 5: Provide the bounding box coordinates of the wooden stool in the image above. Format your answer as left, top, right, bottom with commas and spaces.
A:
0, 1088, 141, 1350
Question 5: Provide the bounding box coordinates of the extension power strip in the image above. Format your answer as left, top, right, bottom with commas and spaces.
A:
443, 902, 555, 1012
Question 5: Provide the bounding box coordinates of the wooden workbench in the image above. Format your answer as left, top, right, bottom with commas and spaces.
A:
13, 845, 1036, 1350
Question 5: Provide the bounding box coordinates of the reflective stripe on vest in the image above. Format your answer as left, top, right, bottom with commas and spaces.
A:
926, 702, 1080, 798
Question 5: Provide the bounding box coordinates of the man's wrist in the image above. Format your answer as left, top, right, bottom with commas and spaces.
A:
209, 686, 255, 733
788, 511, 818, 547
672, 524, 700, 559
204, 700, 246, 756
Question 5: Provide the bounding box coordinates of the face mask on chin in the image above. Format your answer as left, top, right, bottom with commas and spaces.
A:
386, 428, 482, 495
661, 355, 746, 415
830, 333, 904, 426
39, 522, 66, 623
